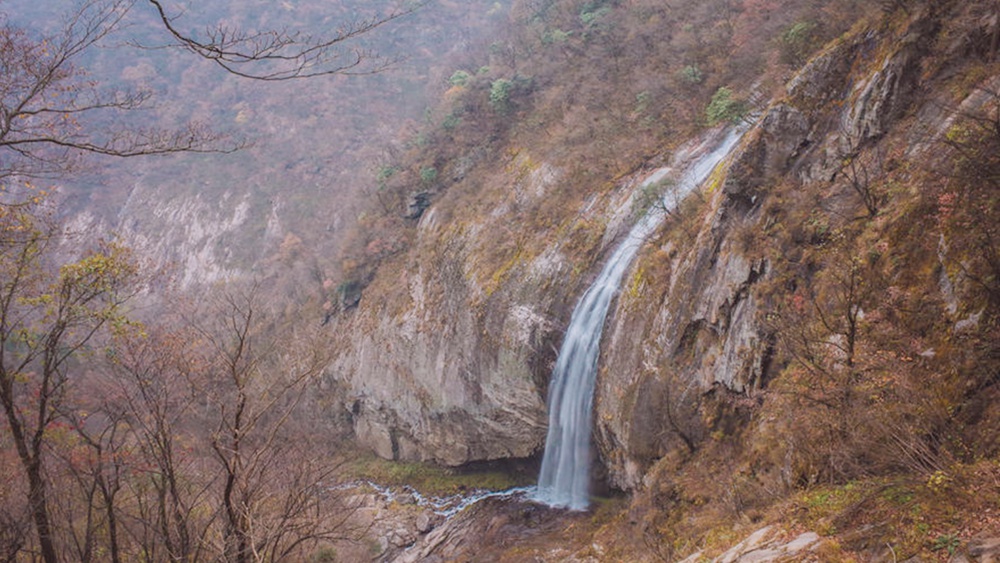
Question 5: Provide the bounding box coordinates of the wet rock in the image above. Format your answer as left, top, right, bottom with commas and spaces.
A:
760, 104, 811, 171
337, 281, 362, 311
415, 510, 440, 534
597, 150, 774, 488
593, 8, 954, 489
722, 104, 810, 211
393, 496, 576, 562
722, 131, 767, 207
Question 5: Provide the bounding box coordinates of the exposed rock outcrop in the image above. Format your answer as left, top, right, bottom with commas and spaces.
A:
968, 537, 1000, 563
330, 263, 555, 465
327, 152, 642, 465
843, 42, 922, 143
327, 1, 979, 499
392, 496, 587, 563
594, 102, 808, 489
678, 526, 825, 563
594, 8, 939, 489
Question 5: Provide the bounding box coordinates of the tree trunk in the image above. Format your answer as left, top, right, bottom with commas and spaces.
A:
27, 459, 58, 563
100, 481, 122, 563
2, 391, 58, 563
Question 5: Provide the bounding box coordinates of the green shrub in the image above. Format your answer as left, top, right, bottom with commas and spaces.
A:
542, 29, 572, 44
376, 165, 397, 183
680, 64, 703, 85
419, 166, 438, 185
580, 6, 611, 28
635, 91, 651, 113
631, 179, 674, 218
375, 166, 399, 200
311, 547, 337, 562
705, 87, 747, 125
489, 78, 513, 113
449, 70, 471, 87
932, 534, 960, 555
442, 113, 461, 130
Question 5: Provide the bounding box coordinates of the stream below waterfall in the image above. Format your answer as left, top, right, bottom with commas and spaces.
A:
337, 480, 536, 518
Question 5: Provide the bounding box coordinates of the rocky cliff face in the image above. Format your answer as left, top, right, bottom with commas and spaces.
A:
327, 128, 750, 466
61, 182, 278, 288
329, 152, 628, 465
322, 2, 1000, 559
593, 4, 992, 489
330, 1, 998, 486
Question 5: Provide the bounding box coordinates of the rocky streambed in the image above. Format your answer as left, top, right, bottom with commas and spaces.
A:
331, 481, 561, 561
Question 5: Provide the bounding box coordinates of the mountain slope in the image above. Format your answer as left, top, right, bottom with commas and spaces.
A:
326, 0, 869, 465
330, 0, 1000, 559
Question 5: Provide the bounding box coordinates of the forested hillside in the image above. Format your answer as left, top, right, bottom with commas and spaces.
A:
2, 0, 999, 561
4, 0, 508, 302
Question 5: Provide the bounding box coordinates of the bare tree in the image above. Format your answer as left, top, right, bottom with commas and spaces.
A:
108, 295, 321, 563
0, 506, 29, 561
176, 284, 362, 562
143, 0, 421, 80
0, 1, 242, 183
107, 323, 215, 563
0, 1, 410, 556
835, 122, 887, 219
0, 276, 368, 561
765, 234, 883, 482
1, 0, 426, 182
838, 147, 885, 218
0, 0, 433, 306
56, 404, 131, 563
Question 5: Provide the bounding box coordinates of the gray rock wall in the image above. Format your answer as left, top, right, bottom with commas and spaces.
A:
327, 7, 941, 476
328, 154, 641, 465
594, 11, 933, 488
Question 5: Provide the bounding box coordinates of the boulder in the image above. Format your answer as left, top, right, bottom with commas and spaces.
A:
679, 527, 823, 562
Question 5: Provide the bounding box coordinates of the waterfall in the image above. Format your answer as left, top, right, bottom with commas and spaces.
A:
534, 129, 744, 510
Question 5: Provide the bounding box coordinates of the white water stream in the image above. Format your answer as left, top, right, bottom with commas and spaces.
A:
534, 129, 744, 510
337, 480, 534, 518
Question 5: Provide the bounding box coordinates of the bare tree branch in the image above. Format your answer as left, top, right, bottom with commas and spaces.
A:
0, 0, 245, 182
141, 0, 423, 80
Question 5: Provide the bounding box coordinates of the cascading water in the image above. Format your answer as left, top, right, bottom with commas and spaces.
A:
535, 129, 744, 510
